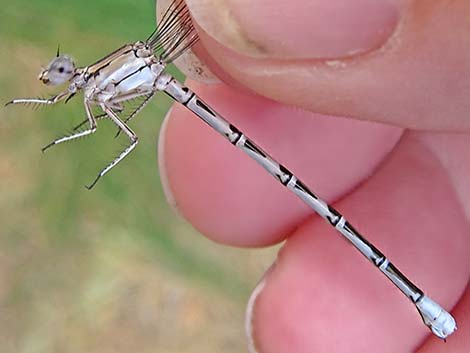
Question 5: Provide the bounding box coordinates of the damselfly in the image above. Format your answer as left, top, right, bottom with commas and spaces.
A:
5, 0, 457, 340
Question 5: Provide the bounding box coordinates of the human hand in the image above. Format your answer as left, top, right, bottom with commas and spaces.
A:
158, 1, 470, 352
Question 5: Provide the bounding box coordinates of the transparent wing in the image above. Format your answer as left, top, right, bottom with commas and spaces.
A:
146, 0, 199, 63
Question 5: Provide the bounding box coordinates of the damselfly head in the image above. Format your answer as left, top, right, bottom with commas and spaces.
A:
39, 55, 76, 86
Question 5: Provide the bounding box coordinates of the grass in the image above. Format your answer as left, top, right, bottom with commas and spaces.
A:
0, 1, 277, 352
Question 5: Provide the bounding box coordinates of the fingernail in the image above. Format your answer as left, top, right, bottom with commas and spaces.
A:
245, 263, 275, 353
186, 0, 400, 59
158, 106, 183, 217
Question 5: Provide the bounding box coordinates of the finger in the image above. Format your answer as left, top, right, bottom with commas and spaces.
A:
248, 132, 470, 353
184, 0, 470, 131
159, 79, 402, 246
415, 132, 470, 352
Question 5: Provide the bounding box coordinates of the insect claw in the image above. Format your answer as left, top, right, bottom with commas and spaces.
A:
85, 175, 101, 190
65, 93, 76, 104
41, 141, 55, 153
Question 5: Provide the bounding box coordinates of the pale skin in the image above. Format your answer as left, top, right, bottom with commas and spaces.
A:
159, 1, 470, 352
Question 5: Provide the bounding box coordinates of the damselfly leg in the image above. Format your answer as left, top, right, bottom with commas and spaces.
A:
85, 105, 138, 190
42, 100, 97, 152
115, 92, 156, 138
5, 91, 69, 108
73, 113, 108, 131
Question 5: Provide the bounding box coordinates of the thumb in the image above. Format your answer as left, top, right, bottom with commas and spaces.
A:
185, 0, 470, 132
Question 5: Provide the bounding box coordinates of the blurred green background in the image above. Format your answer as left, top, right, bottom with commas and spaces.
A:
0, 1, 277, 352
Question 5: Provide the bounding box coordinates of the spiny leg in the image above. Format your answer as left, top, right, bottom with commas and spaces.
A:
85, 106, 138, 190
42, 100, 97, 152
73, 103, 124, 131
5, 91, 69, 108
114, 91, 156, 138
74, 101, 128, 133
73, 113, 107, 131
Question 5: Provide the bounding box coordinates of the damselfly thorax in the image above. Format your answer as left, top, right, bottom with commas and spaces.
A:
85, 43, 165, 104
5, 0, 457, 341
